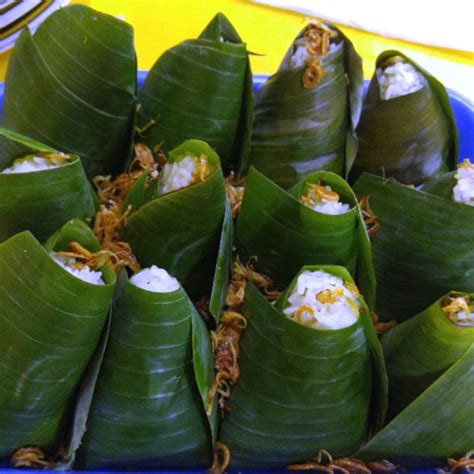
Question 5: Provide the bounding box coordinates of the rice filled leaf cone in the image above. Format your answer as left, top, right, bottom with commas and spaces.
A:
351, 51, 458, 185
123, 140, 227, 299
218, 265, 387, 469
235, 167, 375, 309
356, 343, 474, 468
76, 267, 215, 469
353, 173, 474, 322
245, 19, 363, 188
0, 128, 95, 243
0, 221, 115, 458
0, 4, 137, 178
137, 13, 252, 173
381, 292, 474, 421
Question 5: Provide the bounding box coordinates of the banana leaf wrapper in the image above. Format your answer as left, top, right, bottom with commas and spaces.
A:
218, 265, 387, 469
123, 140, 227, 299
381, 292, 474, 420
235, 167, 375, 309
353, 173, 474, 322
0, 128, 95, 243
0, 4, 137, 178
351, 51, 458, 185
245, 23, 363, 188
137, 13, 253, 173
356, 342, 474, 467
76, 273, 215, 469
0, 220, 115, 458
420, 169, 457, 199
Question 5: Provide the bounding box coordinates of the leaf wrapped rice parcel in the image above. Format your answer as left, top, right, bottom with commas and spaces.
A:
137, 13, 253, 173
353, 173, 474, 322
0, 220, 115, 458
381, 292, 474, 420
0, 128, 95, 243
236, 167, 375, 308
351, 51, 457, 185
218, 265, 386, 469
123, 140, 227, 299
0, 4, 137, 178
77, 266, 215, 469
245, 19, 363, 188
356, 293, 474, 467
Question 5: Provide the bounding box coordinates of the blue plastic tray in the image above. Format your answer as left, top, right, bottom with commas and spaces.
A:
0, 76, 472, 474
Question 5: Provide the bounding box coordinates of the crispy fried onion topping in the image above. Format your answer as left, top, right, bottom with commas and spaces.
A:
288, 449, 396, 474
447, 450, 474, 474
91, 144, 158, 274
209, 442, 231, 474
371, 312, 397, 337
302, 19, 337, 89
208, 311, 247, 413
10, 446, 55, 469
301, 183, 340, 208
442, 294, 474, 326
207, 258, 280, 416
94, 144, 158, 206
225, 172, 245, 218
358, 195, 380, 237
226, 257, 280, 309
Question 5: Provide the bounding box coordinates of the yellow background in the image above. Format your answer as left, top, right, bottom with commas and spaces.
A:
1, 0, 472, 81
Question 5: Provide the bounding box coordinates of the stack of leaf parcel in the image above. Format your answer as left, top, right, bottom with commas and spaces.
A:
0, 5, 472, 472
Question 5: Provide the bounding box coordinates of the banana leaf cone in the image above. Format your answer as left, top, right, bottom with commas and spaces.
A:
123, 140, 227, 300
0, 219, 115, 459
0, 4, 137, 178
137, 13, 253, 173
0, 128, 95, 243
356, 297, 474, 467
76, 269, 216, 469
244, 19, 363, 188
235, 167, 375, 309
351, 51, 458, 185
218, 265, 387, 469
381, 292, 474, 421
353, 173, 474, 322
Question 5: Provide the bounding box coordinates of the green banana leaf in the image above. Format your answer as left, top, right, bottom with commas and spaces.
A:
56, 311, 112, 469
209, 201, 233, 322
246, 22, 363, 188
76, 273, 215, 469
123, 140, 227, 299
351, 51, 458, 185
218, 265, 387, 469
356, 343, 474, 467
0, 128, 95, 243
353, 173, 474, 322
0, 222, 115, 458
0, 4, 137, 178
420, 169, 457, 199
137, 13, 252, 173
235, 167, 376, 309
381, 292, 474, 421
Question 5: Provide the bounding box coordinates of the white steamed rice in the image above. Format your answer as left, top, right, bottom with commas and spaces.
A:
283, 270, 360, 330
2, 156, 64, 174
377, 60, 426, 101
50, 252, 104, 285
303, 184, 350, 215
453, 159, 474, 206
159, 156, 198, 195
130, 265, 180, 293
